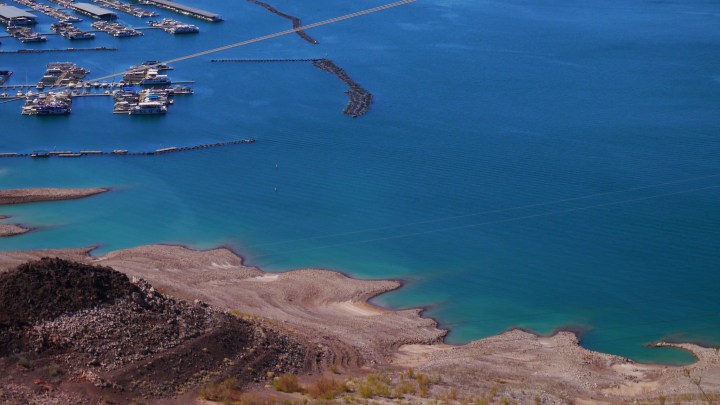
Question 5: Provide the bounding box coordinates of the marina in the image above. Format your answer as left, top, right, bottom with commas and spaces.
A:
138, 0, 222, 22
1, 61, 193, 117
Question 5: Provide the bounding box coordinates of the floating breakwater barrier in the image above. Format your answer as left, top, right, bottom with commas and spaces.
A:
211, 58, 321, 63
0, 139, 256, 159
0, 47, 116, 54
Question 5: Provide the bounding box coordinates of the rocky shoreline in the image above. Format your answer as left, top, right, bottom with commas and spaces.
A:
0, 244, 718, 404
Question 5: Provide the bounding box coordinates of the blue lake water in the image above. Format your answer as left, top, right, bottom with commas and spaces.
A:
1, 0, 719, 364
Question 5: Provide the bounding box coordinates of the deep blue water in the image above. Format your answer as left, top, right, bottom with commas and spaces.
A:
1, 0, 719, 364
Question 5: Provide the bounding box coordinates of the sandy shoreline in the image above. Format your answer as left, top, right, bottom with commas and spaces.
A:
0, 244, 718, 403
0, 187, 109, 205
0, 188, 108, 238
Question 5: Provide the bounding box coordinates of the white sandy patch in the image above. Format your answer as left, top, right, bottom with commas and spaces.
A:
248, 274, 279, 282
335, 301, 383, 316
211, 262, 237, 269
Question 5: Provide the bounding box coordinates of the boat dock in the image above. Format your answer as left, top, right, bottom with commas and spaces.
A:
91, 0, 158, 18
11, 0, 81, 23
6, 25, 46, 42
36, 62, 90, 88
138, 0, 222, 22
0, 139, 256, 159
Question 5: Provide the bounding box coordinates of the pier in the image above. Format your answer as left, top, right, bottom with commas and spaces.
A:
0, 139, 256, 159
247, 0, 318, 45
138, 0, 222, 22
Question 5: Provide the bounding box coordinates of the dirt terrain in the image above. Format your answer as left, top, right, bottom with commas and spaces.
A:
0, 245, 718, 404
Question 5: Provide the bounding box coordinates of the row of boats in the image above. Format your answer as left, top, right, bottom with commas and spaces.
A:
91, 21, 142, 37
50, 22, 95, 40
148, 18, 199, 34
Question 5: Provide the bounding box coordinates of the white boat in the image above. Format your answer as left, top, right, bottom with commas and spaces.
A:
128, 101, 167, 115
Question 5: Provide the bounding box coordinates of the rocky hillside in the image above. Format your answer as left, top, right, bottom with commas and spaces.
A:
0, 258, 312, 404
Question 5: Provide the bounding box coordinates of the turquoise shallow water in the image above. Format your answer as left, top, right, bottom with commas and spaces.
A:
1, 0, 719, 364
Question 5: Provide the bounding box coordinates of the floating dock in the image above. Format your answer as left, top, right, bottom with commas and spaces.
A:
138, 0, 222, 21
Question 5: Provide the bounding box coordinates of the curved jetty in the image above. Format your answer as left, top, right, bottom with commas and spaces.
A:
313, 59, 373, 117
247, 0, 319, 45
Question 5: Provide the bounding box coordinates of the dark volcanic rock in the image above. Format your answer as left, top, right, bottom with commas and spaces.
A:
0, 258, 312, 404
0, 258, 139, 326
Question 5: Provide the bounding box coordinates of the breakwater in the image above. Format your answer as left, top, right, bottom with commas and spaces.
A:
209, 58, 373, 117
0, 139, 255, 159
312, 59, 373, 117
246, 0, 318, 45
0, 47, 116, 54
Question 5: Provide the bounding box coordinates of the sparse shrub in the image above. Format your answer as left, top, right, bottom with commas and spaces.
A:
47, 364, 63, 377
415, 373, 430, 397
307, 377, 346, 400
393, 379, 417, 397
199, 377, 242, 402
16, 357, 30, 370
357, 374, 392, 399
272, 374, 302, 393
